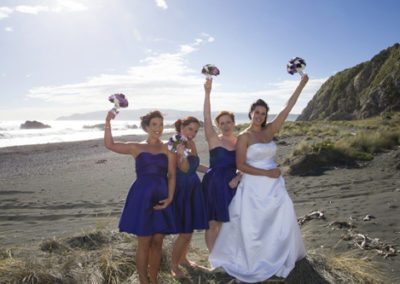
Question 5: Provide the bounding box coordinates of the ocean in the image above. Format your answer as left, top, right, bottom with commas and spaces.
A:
0, 115, 298, 148
0, 120, 173, 148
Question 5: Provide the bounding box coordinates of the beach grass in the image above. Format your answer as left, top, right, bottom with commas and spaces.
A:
279, 113, 400, 165
0, 229, 390, 284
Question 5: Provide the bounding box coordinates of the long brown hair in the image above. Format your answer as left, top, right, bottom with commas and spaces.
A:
248, 99, 269, 127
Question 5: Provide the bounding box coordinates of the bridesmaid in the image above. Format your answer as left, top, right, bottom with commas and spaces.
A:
104, 110, 176, 284
202, 78, 241, 252
170, 116, 208, 278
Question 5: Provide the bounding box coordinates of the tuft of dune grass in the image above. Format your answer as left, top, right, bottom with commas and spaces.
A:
66, 230, 112, 250
0, 258, 62, 284
98, 247, 134, 284
307, 251, 387, 284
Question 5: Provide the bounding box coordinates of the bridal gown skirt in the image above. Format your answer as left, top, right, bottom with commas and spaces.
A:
209, 143, 305, 283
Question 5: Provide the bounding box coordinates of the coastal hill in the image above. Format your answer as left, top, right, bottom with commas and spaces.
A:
297, 43, 400, 121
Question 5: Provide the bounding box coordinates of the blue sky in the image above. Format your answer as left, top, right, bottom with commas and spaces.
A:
0, 0, 399, 120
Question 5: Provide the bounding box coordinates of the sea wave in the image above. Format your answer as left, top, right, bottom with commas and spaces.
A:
0, 120, 175, 148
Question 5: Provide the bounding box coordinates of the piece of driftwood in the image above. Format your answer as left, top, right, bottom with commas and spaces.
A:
342, 231, 398, 258
298, 210, 325, 226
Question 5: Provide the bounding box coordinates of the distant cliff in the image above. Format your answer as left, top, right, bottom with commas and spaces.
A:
57, 109, 299, 122
298, 43, 400, 121
57, 109, 252, 122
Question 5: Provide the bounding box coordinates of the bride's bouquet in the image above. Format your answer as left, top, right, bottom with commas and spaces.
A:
201, 64, 220, 80
109, 93, 129, 115
287, 57, 306, 76
167, 134, 190, 157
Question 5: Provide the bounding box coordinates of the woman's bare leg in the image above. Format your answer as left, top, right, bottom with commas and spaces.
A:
136, 236, 152, 284
205, 221, 221, 252
171, 233, 192, 277
148, 234, 164, 284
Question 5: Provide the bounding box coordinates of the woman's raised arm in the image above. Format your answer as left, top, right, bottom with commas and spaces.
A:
104, 111, 137, 155
268, 74, 309, 135
203, 79, 219, 146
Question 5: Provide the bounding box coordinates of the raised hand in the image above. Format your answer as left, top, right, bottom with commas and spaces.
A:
106, 110, 116, 122
204, 78, 212, 95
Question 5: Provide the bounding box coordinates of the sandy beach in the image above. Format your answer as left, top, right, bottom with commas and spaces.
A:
0, 130, 399, 282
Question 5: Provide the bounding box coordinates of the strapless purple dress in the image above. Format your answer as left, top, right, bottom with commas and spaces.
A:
202, 147, 237, 222
173, 155, 208, 233
119, 152, 176, 236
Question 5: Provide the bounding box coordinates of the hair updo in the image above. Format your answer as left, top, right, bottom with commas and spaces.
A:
140, 110, 164, 131
174, 116, 200, 133
215, 111, 235, 126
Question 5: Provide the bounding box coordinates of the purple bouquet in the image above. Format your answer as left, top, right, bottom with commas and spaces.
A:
201, 64, 220, 80
167, 134, 190, 157
287, 57, 306, 76
109, 93, 129, 115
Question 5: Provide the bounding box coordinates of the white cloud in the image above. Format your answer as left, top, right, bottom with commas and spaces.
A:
180, 44, 196, 54
200, 33, 215, 43
24, 34, 325, 118
4, 26, 13, 32
155, 0, 168, 10
26, 35, 212, 113
53, 0, 88, 12
15, 5, 49, 14
0, 7, 13, 19
0, 1, 87, 20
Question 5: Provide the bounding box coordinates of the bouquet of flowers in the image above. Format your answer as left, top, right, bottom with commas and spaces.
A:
167, 134, 190, 157
287, 57, 306, 76
109, 93, 129, 115
201, 64, 220, 80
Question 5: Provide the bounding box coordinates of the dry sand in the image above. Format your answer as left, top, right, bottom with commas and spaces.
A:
0, 131, 399, 282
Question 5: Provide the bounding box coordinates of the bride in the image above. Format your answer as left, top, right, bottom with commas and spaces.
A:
209, 75, 309, 283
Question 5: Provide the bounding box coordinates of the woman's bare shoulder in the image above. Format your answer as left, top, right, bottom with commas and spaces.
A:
238, 129, 251, 141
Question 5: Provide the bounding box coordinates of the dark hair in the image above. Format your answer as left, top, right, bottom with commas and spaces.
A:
248, 99, 269, 127
174, 116, 200, 133
215, 111, 235, 125
140, 110, 164, 131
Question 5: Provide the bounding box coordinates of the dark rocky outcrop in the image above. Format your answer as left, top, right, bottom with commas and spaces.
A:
20, 120, 51, 129
83, 123, 105, 130
298, 43, 400, 121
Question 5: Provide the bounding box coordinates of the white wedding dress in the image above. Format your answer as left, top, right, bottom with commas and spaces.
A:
209, 142, 305, 283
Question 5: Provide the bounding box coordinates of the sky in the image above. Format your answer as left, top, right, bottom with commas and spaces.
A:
0, 0, 399, 121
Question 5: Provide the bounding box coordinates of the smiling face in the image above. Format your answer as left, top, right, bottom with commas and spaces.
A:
181, 122, 200, 140
145, 117, 163, 139
217, 114, 235, 135
250, 105, 268, 127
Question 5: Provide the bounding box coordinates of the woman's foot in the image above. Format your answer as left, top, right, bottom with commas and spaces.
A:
179, 259, 197, 268
171, 266, 185, 278
180, 259, 210, 272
